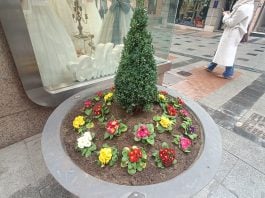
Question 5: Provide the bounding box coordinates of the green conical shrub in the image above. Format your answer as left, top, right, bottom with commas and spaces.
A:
114, 0, 157, 112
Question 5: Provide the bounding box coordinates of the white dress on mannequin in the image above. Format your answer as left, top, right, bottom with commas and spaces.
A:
22, 0, 78, 89
98, 0, 133, 44
48, 0, 76, 37
81, 0, 102, 44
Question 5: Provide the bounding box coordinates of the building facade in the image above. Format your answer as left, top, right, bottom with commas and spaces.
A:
145, 0, 265, 34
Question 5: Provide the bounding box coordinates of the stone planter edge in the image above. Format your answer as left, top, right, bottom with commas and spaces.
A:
41, 85, 222, 198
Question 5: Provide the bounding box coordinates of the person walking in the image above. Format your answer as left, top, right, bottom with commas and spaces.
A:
206, 0, 254, 79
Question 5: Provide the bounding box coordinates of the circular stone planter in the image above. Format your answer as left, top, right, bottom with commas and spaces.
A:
41, 86, 222, 198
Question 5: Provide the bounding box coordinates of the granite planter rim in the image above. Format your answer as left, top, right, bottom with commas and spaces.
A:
41, 85, 222, 198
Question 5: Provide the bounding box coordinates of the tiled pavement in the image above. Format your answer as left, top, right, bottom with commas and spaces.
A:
0, 28, 265, 197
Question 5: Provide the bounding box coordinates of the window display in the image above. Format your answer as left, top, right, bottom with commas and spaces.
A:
20, 0, 175, 92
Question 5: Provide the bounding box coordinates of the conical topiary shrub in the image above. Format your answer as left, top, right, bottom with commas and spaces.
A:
114, 0, 157, 112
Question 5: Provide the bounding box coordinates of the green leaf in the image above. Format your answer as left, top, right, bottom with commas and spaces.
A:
85, 149, 91, 157
98, 117, 105, 123
187, 133, 198, 140
153, 115, 160, 121
152, 150, 158, 157
86, 122, 94, 129
147, 137, 155, 145
162, 142, 169, 148
137, 165, 143, 171
134, 137, 140, 142
119, 123, 128, 132
84, 108, 92, 116
121, 161, 127, 168
128, 168, 137, 175
157, 125, 165, 133
104, 132, 110, 140
147, 124, 154, 133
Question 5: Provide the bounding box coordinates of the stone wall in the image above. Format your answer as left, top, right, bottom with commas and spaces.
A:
0, 23, 53, 149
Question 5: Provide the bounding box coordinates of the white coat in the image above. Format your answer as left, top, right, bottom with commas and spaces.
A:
213, 0, 254, 66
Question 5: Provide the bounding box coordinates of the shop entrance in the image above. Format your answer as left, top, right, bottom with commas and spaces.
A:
175, 0, 211, 28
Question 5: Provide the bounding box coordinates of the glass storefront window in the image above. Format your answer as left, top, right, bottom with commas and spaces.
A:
175, 0, 210, 28
20, 0, 175, 92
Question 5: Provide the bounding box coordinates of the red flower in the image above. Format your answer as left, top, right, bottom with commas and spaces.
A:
128, 147, 142, 163
97, 91, 103, 98
178, 97, 185, 105
106, 120, 119, 135
159, 148, 176, 167
84, 100, 92, 108
167, 104, 177, 116
159, 91, 168, 96
93, 103, 102, 116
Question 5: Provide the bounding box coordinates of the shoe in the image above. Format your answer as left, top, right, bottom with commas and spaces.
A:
217, 74, 233, 79
206, 62, 217, 72
221, 66, 234, 79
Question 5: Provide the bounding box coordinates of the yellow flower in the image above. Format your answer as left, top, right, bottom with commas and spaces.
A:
99, 148, 112, 165
104, 92, 113, 102
158, 94, 165, 101
73, 116, 85, 129
160, 116, 172, 128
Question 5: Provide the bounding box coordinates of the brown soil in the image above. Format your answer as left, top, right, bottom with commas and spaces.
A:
62, 98, 203, 186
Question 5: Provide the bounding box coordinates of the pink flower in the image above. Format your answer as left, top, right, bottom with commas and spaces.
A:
84, 100, 92, 108
180, 137, 192, 150
180, 109, 189, 117
136, 125, 150, 138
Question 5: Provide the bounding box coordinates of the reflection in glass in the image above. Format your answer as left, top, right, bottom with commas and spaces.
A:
175, 0, 210, 28
21, 0, 176, 92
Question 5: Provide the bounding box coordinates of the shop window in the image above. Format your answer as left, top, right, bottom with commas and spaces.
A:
175, 0, 210, 28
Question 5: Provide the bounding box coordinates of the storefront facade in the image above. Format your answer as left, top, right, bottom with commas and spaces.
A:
145, 0, 265, 33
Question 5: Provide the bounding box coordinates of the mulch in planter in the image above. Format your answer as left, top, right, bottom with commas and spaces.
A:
62, 98, 203, 186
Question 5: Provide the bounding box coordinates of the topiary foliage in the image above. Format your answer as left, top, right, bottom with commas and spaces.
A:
114, 0, 157, 112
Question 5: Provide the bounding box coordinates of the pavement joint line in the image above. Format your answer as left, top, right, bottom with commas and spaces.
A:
224, 150, 265, 176
220, 183, 240, 198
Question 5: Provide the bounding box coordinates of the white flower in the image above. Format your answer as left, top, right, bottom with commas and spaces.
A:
77, 131, 92, 149
83, 131, 92, 141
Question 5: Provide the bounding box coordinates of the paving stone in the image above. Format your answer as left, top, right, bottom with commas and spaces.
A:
212, 110, 236, 130
187, 48, 195, 51
214, 151, 238, 183
219, 127, 238, 151
25, 135, 50, 186
222, 160, 265, 198
228, 133, 265, 174
0, 142, 36, 198
192, 179, 219, 198
163, 72, 183, 86
39, 183, 76, 198
10, 184, 41, 198
220, 101, 249, 119
193, 179, 237, 198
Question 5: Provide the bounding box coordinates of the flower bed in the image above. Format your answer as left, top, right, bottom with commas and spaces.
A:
62, 88, 203, 185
